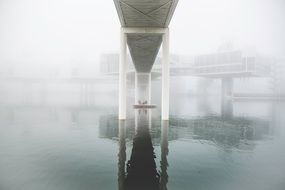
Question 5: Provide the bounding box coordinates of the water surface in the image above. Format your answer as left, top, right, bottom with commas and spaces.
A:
0, 94, 284, 190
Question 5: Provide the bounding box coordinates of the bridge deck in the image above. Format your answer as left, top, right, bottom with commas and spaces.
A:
113, 0, 178, 72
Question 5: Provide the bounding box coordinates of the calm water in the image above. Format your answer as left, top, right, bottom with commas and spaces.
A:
0, 93, 285, 190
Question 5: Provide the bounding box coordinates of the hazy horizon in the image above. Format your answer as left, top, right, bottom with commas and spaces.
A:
1, 0, 284, 68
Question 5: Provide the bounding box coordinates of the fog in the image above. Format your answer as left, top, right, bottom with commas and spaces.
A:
172, 0, 285, 57
0, 1, 285, 190
1, 0, 285, 66
1, 0, 285, 94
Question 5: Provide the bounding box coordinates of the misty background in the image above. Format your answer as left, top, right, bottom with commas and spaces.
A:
1, 0, 285, 69
1, 1, 285, 190
1, 0, 285, 102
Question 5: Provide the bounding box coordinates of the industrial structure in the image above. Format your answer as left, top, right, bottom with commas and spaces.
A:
100, 47, 274, 99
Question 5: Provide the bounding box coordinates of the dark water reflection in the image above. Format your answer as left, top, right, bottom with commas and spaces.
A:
0, 95, 285, 190
117, 112, 169, 190
123, 113, 160, 190
102, 97, 284, 190
118, 112, 170, 190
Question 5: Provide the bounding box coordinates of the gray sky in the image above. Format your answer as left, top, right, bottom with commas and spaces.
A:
0, 0, 285, 66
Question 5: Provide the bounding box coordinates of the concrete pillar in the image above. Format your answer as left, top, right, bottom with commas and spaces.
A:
119, 28, 127, 120
148, 72, 151, 104
162, 29, 170, 120
221, 78, 233, 99
221, 78, 233, 119
135, 72, 138, 104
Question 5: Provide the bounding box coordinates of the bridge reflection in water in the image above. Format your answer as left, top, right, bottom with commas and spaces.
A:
0, 97, 280, 189
100, 112, 271, 155
97, 104, 273, 190
118, 111, 169, 190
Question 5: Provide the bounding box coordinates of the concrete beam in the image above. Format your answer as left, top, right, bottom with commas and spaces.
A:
122, 27, 168, 34
162, 28, 170, 120
119, 28, 127, 120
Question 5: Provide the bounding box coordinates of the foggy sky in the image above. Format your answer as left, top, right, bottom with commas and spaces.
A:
0, 0, 285, 68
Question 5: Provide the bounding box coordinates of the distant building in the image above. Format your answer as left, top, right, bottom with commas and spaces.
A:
99, 48, 277, 96
270, 61, 285, 95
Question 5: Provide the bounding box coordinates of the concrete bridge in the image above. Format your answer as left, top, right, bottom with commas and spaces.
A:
113, 0, 179, 120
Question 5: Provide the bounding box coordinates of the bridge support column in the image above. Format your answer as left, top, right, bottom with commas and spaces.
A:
162, 29, 170, 120
148, 72, 151, 104
119, 28, 127, 120
221, 78, 233, 99
135, 72, 138, 104
120, 27, 169, 120
221, 78, 234, 119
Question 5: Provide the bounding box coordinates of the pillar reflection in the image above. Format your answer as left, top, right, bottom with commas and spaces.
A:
118, 110, 169, 190
160, 121, 169, 190
118, 120, 126, 190
124, 110, 159, 190
221, 97, 233, 120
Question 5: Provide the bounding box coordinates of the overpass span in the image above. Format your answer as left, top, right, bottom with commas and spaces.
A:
113, 0, 179, 120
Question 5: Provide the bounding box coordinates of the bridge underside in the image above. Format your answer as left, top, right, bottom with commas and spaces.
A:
114, 0, 178, 120
114, 0, 178, 72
